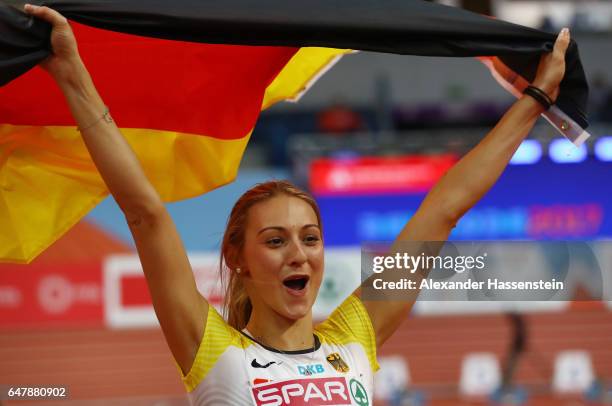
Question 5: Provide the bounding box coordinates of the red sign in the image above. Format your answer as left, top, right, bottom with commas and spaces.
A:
310, 154, 457, 195
120, 275, 152, 306
252, 377, 351, 406
0, 263, 103, 329
104, 254, 224, 328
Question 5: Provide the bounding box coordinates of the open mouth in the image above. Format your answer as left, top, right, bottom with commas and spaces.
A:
282, 275, 310, 291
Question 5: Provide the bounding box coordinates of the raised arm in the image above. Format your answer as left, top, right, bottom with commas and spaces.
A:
24, 4, 207, 374
356, 28, 571, 348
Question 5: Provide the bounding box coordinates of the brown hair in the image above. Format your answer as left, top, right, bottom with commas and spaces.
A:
220, 180, 322, 330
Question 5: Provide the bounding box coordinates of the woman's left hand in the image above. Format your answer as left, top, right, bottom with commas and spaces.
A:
532, 28, 571, 102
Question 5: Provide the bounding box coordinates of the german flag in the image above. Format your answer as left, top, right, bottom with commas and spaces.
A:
0, 19, 348, 262
0, 0, 590, 263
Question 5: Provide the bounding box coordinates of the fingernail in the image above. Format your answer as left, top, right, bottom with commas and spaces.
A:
561, 27, 569, 36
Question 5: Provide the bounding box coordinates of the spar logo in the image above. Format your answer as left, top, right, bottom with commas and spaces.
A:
252, 376, 351, 405
349, 378, 369, 406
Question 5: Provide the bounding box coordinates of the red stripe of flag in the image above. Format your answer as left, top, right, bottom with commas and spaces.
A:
2, 23, 298, 140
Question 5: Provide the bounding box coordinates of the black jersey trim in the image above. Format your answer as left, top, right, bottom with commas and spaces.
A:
241, 331, 321, 354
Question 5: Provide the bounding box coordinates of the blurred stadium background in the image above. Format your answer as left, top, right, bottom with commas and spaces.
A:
2, 0, 612, 404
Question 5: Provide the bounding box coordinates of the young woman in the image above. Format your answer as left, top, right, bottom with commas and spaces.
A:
23, 4, 570, 405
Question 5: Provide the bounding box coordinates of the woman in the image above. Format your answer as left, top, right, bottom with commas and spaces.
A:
23, 4, 570, 405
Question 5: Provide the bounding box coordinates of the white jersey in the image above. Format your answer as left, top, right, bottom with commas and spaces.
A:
175, 294, 379, 405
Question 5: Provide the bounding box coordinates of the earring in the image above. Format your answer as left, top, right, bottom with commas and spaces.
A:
236, 267, 241, 274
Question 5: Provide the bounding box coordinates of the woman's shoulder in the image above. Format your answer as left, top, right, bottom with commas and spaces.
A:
315, 293, 380, 372
179, 305, 253, 391
204, 305, 251, 346
315, 293, 372, 342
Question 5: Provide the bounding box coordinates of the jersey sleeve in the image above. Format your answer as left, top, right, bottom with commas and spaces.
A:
174, 305, 246, 392
316, 293, 379, 372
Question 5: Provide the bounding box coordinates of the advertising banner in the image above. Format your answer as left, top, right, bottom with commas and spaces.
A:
314, 159, 612, 244
0, 263, 104, 328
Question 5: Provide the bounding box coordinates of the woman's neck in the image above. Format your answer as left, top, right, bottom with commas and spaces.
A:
245, 308, 315, 352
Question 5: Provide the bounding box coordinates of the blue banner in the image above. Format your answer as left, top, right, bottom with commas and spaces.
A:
317, 159, 612, 245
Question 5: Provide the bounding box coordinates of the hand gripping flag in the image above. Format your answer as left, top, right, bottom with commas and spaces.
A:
0, 0, 590, 263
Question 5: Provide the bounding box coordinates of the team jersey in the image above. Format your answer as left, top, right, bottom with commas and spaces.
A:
175, 294, 379, 405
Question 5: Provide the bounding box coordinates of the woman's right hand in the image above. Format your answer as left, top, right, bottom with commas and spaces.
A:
23, 4, 81, 82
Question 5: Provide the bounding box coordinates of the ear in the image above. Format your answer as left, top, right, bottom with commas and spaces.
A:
225, 245, 247, 274
236, 260, 249, 276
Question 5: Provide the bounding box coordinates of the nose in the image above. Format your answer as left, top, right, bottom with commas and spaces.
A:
287, 238, 308, 268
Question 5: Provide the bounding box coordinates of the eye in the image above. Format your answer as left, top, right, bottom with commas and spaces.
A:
304, 235, 320, 245
266, 237, 284, 247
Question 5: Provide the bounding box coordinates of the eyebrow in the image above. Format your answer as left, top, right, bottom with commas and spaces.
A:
257, 224, 320, 236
